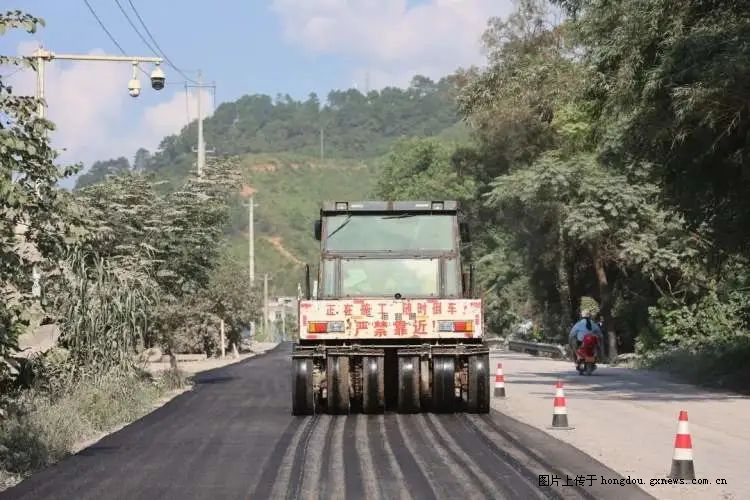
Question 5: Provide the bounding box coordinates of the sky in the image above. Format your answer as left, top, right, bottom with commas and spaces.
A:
1, 0, 514, 185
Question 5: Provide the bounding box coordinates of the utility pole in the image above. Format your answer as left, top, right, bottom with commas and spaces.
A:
263, 273, 269, 340
35, 49, 45, 119
320, 128, 324, 160
249, 196, 255, 286
220, 319, 225, 358
187, 70, 216, 177
196, 70, 205, 176
281, 307, 286, 342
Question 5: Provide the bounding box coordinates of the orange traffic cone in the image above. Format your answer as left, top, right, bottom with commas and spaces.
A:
669, 410, 695, 480
494, 363, 506, 398
548, 380, 574, 430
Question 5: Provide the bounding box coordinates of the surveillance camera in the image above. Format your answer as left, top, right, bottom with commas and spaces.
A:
150, 66, 165, 90
128, 77, 141, 98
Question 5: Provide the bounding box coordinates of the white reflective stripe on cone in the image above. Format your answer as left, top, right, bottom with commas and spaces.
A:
673, 448, 693, 460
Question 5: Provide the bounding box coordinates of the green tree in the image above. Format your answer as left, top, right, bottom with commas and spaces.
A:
1, 11, 77, 387
554, 0, 750, 255
75, 157, 130, 190
374, 138, 476, 202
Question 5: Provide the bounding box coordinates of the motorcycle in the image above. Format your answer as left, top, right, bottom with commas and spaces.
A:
575, 333, 599, 376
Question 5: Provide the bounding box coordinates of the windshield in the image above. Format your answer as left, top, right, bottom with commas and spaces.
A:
324, 214, 455, 252
340, 259, 438, 297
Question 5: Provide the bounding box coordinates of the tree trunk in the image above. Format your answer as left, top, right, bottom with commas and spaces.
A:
592, 247, 617, 361
557, 222, 573, 341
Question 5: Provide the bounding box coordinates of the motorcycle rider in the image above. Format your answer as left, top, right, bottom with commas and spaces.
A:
569, 309, 604, 361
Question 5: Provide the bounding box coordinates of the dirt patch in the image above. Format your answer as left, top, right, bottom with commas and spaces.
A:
250, 162, 278, 172
240, 184, 257, 197
264, 235, 303, 265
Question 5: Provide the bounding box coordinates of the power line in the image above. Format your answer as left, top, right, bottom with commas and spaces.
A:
1, 66, 26, 79
114, 0, 160, 56
81, 0, 149, 77
82, 0, 128, 54
126, 0, 198, 84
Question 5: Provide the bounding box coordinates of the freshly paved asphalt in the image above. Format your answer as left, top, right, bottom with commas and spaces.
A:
1, 343, 653, 499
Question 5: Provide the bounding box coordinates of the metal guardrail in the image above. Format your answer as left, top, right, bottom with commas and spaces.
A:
507, 339, 567, 359
484, 337, 505, 350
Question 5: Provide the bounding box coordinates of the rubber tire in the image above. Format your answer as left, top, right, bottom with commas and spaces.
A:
419, 359, 431, 410
432, 356, 456, 413
397, 356, 421, 413
327, 356, 350, 414
292, 357, 315, 415
362, 356, 385, 414
467, 354, 490, 413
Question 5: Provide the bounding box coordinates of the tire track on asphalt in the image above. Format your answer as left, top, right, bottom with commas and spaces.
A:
343, 416, 365, 498
473, 414, 597, 500
419, 414, 501, 499
319, 416, 347, 500
298, 415, 331, 500
368, 416, 411, 500
453, 414, 560, 500
398, 414, 488, 498
426, 414, 519, 498
269, 417, 315, 499
384, 414, 436, 500
354, 415, 379, 499
250, 417, 305, 499
286, 415, 320, 500
316, 413, 338, 499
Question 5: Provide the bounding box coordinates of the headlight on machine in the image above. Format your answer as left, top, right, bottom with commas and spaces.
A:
438, 321, 454, 332
327, 321, 345, 333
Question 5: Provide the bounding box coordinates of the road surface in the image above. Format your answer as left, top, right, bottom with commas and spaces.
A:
1, 344, 650, 500
491, 351, 748, 500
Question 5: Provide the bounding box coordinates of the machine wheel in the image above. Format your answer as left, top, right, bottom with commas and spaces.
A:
397, 356, 421, 413
419, 358, 431, 410
362, 356, 385, 414
327, 356, 350, 414
292, 357, 315, 415
432, 356, 456, 413
467, 354, 490, 413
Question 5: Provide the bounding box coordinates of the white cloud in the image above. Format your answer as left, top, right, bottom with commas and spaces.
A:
6, 42, 210, 184
271, 0, 513, 88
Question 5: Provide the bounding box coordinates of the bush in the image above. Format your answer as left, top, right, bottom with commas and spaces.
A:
639, 337, 750, 394
640, 283, 750, 392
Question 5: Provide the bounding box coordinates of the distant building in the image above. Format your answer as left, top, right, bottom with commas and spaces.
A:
268, 296, 298, 322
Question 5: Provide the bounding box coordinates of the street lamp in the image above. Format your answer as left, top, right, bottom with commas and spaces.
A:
29, 45, 166, 118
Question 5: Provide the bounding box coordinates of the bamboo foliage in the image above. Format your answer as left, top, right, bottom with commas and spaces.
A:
54, 249, 158, 372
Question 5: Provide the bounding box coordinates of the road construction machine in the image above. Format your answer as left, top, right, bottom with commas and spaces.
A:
292, 201, 490, 414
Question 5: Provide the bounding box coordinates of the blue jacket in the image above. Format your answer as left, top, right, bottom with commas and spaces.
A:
569, 318, 602, 342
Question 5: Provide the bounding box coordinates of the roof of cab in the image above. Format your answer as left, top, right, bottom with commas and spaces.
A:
320, 200, 458, 212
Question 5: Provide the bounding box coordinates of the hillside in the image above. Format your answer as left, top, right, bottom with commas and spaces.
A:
224, 154, 379, 296
76, 75, 463, 191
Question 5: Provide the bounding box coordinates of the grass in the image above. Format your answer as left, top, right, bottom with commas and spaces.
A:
637, 337, 750, 394
0, 367, 187, 491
